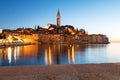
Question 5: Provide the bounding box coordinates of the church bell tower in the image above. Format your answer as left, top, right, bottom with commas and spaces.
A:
57, 9, 60, 27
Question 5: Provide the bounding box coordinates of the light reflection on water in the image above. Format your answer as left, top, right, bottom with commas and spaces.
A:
0, 43, 120, 66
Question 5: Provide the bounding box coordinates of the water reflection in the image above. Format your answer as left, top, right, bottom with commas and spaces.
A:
67, 45, 75, 64
44, 45, 52, 65
8, 47, 12, 63
72, 45, 75, 64
0, 43, 119, 66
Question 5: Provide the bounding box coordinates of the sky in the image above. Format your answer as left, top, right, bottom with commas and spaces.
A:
0, 0, 120, 42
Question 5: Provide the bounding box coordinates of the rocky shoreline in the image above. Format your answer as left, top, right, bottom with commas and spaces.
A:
0, 63, 120, 80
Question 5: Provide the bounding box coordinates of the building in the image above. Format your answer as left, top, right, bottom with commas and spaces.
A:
57, 9, 60, 27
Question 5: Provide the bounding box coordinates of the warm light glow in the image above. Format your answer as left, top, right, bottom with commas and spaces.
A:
44, 46, 52, 65
23, 38, 32, 43
67, 45, 75, 64
23, 45, 38, 56
45, 24, 51, 29
7, 36, 22, 43
72, 45, 75, 64
15, 36, 23, 42
8, 47, 12, 64
45, 48, 48, 65
16, 46, 20, 59
68, 47, 71, 64
71, 32, 75, 35
48, 46, 52, 64
14, 47, 17, 61
7, 36, 13, 42
68, 28, 75, 35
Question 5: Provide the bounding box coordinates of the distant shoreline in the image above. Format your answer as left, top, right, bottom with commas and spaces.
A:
0, 41, 110, 47
0, 42, 109, 48
0, 63, 120, 80
0, 42, 35, 48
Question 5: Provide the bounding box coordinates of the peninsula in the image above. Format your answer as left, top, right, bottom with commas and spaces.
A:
0, 10, 109, 45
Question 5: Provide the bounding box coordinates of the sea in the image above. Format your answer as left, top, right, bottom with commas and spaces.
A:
0, 42, 120, 66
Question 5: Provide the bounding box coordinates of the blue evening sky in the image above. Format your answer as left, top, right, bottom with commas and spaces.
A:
0, 0, 120, 42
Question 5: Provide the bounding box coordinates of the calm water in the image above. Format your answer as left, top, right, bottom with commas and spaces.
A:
0, 43, 120, 66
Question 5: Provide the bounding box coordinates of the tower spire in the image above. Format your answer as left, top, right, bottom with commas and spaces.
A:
57, 9, 60, 27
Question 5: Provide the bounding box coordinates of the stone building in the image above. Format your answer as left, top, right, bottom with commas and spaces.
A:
38, 34, 64, 44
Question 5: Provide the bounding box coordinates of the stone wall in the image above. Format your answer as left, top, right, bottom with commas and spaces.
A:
2, 33, 109, 44
38, 34, 64, 44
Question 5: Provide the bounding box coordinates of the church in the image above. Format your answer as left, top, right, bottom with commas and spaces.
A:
46, 9, 63, 34
57, 9, 60, 27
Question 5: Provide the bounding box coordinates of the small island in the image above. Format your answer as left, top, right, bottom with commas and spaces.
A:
0, 10, 109, 46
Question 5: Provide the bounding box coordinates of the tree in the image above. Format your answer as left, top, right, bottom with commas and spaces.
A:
0, 33, 6, 39
37, 25, 40, 29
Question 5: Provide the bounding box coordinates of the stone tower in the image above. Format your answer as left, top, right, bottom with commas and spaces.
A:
57, 9, 60, 27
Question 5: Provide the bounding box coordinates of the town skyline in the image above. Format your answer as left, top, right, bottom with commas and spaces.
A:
0, 9, 109, 45
0, 0, 120, 42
